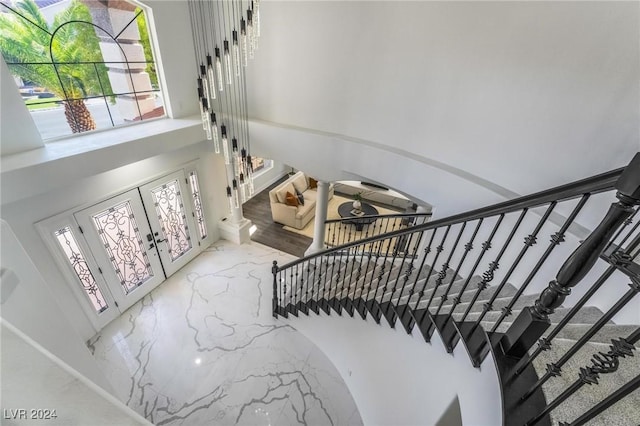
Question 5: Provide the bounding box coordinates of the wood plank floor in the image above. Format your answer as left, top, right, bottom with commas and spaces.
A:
242, 175, 312, 258
241, 175, 406, 259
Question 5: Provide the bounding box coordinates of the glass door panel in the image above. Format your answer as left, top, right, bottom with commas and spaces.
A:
140, 170, 198, 276
37, 215, 121, 331
74, 189, 165, 312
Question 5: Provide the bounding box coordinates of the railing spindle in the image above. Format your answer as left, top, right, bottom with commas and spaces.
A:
501, 155, 640, 358
442, 216, 500, 326
469, 204, 556, 332
491, 195, 590, 333
460, 209, 528, 323
272, 260, 278, 317
525, 327, 639, 425
415, 225, 451, 323
432, 219, 482, 317
424, 222, 468, 312
520, 280, 640, 401
558, 374, 640, 426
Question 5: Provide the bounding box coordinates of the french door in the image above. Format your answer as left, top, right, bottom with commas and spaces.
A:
73, 170, 199, 313
139, 170, 198, 276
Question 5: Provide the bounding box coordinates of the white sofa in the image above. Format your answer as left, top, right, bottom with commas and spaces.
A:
269, 172, 334, 229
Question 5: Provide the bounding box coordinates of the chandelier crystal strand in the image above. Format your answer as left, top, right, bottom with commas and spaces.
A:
221, 124, 230, 165
224, 40, 232, 85
240, 18, 248, 67
247, 9, 254, 59
253, 1, 260, 49
226, 186, 234, 211
232, 30, 241, 76
197, 85, 206, 128
215, 47, 224, 92
201, 64, 212, 107
232, 179, 240, 208
239, 173, 247, 202
206, 55, 216, 100
210, 112, 220, 153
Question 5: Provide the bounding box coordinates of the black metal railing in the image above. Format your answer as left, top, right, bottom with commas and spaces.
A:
324, 211, 431, 250
272, 153, 640, 426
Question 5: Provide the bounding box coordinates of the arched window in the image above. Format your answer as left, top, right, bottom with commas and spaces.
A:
0, 0, 165, 140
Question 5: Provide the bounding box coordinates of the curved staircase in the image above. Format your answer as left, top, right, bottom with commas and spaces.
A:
273, 154, 640, 426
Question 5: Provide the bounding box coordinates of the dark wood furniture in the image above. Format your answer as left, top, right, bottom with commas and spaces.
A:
337, 202, 379, 231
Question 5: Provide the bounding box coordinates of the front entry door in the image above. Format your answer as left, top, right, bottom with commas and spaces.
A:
74, 189, 166, 312
139, 170, 198, 276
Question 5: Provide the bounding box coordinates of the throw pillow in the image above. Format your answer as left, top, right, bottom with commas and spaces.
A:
285, 191, 299, 207
295, 188, 305, 205
309, 177, 318, 189
276, 183, 295, 204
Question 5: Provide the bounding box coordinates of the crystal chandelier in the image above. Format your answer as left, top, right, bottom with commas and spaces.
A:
188, 0, 261, 213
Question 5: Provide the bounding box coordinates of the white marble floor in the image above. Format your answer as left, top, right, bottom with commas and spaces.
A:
89, 240, 362, 426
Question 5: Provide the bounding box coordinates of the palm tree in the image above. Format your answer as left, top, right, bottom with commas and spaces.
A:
0, 0, 112, 134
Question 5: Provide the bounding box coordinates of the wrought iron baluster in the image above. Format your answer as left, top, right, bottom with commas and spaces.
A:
339, 249, 350, 300
432, 219, 482, 317
520, 280, 640, 401
373, 233, 395, 305
394, 231, 423, 311
317, 255, 326, 305
411, 228, 446, 312
442, 216, 500, 324
289, 266, 295, 312
310, 256, 319, 306
360, 237, 384, 308
272, 261, 278, 317
558, 374, 640, 426
469, 203, 557, 333
378, 236, 404, 308
491, 195, 589, 333
424, 222, 468, 312
397, 229, 435, 321
414, 225, 451, 323
351, 244, 364, 301
460, 209, 528, 323
501, 155, 640, 358
510, 265, 617, 378
525, 328, 640, 426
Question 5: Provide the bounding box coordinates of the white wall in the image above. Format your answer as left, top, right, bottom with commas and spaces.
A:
248, 158, 288, 196
248, 1, 639, 214
0, 221, 113, 392
249, 120, 508, 217
141, 0, 199, 120
0, 57, 44, 156
288, 311, 502, 426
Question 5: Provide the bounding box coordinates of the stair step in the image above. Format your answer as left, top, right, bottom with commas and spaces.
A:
375, 282, 519, 315
439, 292, 541, 316
455, 306, 608, 326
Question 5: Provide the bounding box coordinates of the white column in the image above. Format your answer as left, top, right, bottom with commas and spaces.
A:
305, 181, 330, 256
218, 164, 252, 244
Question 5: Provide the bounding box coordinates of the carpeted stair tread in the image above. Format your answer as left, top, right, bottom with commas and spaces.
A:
435, 288, 538, 316
531, 338, 640, 426
456, 306, 608, 326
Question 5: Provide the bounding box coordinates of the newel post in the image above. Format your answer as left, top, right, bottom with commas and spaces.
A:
272, 261, 279, 318
500, 153, 640, 358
